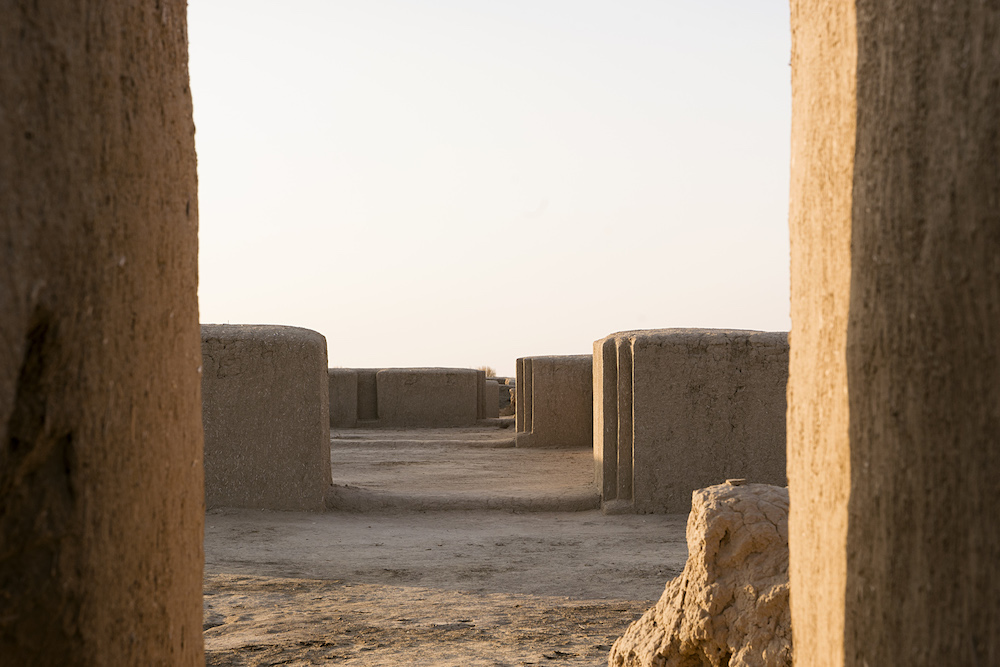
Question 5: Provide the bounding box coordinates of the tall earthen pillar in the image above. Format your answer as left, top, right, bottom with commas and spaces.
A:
789, 1, 1000, 665
0, 2, 204, 663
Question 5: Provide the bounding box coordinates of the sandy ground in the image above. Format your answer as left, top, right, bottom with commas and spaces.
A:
204, 423, 689, 666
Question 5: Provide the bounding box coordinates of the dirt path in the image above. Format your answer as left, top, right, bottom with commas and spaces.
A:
204, 424, 689, 666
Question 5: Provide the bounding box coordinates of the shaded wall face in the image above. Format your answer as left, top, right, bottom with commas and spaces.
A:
329, 369, 359, 428
846, 3, 1000, 663
0, 2, 204, 662
789, 2, 1000, 665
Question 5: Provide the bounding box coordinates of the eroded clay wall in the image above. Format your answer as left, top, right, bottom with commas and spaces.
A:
595, 329, 787, 514
0, 2, 204, 662
202, 325, 331, 511
515, 355, 593, 448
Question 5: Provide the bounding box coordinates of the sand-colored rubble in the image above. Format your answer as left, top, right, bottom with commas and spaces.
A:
609, 483, 790, 667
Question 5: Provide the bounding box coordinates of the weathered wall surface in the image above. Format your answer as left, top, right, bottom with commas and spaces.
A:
844, 3, 1000, 663
376, 368, 479, 427
0, 2, 204, 662
609, 483, 791, 667
789, 3, 1000, 664
329, 369, 359, 428
515, 355, 593, 448
202, 325, 331, 511
596, 330, 787, 514
786, 3, 855, 664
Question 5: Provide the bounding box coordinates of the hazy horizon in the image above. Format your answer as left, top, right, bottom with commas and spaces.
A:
189, 1, 792, 377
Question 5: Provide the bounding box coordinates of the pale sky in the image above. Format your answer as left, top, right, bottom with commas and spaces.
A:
189, 1, 792, 377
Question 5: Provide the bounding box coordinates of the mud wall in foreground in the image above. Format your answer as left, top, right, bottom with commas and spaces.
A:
845, 2, 1000, 663
786, 1, 855, 663
0, 2, 204, 662
789, 2, 1000, 664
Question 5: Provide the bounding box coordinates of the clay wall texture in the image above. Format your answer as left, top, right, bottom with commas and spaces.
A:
202, 325, 331, 511
786, 2, 855, 663
328, 369, 359, 428
515, 355, 593, 448
376, 368, 479, 427
789, 3, 1000, 665
0, 1, 204, 662
845, 3, 1000, 663
595, 329, 787, 514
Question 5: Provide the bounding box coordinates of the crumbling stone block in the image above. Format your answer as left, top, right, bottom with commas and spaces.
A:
202, 324, 331, 511
595, 329, 787, 513
609, 483, 791, 667
515, 355, 593, 448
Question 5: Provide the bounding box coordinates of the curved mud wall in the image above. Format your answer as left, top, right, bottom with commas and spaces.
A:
202, 325, 331, 511
0, 2, 204, 663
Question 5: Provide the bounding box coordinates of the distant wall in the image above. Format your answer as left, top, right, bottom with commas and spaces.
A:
202, 325, 331, 511
595, 329, 787, 514
356, 370, 379, 422
328, 369, 358, 428
483, 380, 501, 419
515, 355, 593, 448
376, 368, 479, 427
330, 367, 486, 427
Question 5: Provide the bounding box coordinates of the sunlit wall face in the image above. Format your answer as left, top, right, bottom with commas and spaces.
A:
189, 1, 791, 376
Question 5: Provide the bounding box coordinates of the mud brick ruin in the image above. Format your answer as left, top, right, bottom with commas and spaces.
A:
515, 355, 593, 448
201, 325, 331, 511
329, 367, 498, 427
594, 329, 788, 514
3, 1, 999, 663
